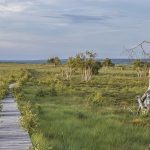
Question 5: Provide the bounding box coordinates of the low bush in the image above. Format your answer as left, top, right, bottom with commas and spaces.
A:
18, 69, 34, 85
32, 133, 51, 150
15, 92, 26, 101
0, 88, 7, 99
88, 91, 104, 107
20, 101, 39, 134
12, 84, 22, 96
0, 81, 8, 100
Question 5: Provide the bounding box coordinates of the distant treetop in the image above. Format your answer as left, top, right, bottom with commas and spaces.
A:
47, 57, 61, 66
102, 58, 114, 67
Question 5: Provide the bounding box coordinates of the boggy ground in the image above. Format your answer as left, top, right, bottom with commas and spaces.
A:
0, 63, 150, 150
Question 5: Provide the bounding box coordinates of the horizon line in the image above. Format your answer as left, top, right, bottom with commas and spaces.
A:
0, 58, 134, 61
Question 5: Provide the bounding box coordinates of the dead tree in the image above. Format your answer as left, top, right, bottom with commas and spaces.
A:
125, 41, 150, 114
137, 92, 150, 114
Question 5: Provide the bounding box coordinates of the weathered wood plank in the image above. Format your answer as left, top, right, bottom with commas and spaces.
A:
0, 94, 33, 150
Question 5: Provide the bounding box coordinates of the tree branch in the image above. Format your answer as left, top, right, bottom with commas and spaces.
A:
125, 40, 150, 59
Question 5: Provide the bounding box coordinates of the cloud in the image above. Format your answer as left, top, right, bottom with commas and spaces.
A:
0, 0, 150, 59
0, 4, 25, 13
0, 1, 32, 14
43, 13, 111, 24
62, 14, 111, 23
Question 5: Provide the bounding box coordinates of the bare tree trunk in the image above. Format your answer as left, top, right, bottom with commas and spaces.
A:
82, 67, 92, 82
148, 68, 150, 90
137, 97, 144, 109
61, 67, 72, 80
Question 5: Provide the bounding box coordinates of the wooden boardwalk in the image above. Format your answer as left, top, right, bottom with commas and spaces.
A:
0, 94, 33, 150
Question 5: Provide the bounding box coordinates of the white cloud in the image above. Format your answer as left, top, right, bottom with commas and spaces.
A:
0, 4, 25, 12
0, 1, 32, 13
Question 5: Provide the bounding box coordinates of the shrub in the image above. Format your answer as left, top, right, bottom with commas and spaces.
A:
18, 76, 29, 85
102, 58, 115, 67
92, 61, 102, 75
0, 89, 7, 99
20, 101, 38, 134
47, 57, 61, 66
15, 93, 26, 101
32, 133, 51, 150
133, 59, 144, 69
18, 69, 33, 85
0, 81, 8, 99
88, 91, 104, 106
12, 84, 22, 95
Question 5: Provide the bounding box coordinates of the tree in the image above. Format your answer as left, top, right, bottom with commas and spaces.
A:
65, 50, 101, 81
132, 59, 150, 77
47, 57, 61, 66
125, 41, 150, 114
102, 58, 114, 67
125, 41, 150, 78
92, 61, 102, 75
133, 59, 144, 69
61, 57, 74, 80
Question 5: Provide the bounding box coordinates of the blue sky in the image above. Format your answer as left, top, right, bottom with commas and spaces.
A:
0, 0, 150, 60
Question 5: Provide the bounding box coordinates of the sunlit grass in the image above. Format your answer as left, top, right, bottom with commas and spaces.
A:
0, 63, 149, 150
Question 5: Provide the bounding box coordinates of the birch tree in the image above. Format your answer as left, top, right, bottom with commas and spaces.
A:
68, 51, 101, 82
61, 57, 75, 80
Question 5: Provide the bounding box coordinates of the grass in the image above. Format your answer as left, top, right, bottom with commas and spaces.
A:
0, 64, 150, 150
22, 66, 149, 150
36, 105, 149, 150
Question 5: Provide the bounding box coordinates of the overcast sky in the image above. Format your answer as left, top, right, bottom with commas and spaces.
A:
0, 0, 150, 60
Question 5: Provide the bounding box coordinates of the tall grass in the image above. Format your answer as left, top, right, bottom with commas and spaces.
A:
0, 64, 149, 150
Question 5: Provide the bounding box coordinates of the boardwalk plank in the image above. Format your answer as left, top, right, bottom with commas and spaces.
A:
0, 94, 33, 150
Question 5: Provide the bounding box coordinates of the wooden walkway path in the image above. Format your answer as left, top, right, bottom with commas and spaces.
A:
0, 93, 33, 150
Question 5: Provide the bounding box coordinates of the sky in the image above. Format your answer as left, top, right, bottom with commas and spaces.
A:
0, 0, 150, 60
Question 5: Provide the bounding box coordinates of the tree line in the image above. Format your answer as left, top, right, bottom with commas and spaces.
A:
47, 51, 114, 81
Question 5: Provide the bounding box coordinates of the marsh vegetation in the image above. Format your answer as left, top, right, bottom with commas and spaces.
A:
0, 57, 150, 149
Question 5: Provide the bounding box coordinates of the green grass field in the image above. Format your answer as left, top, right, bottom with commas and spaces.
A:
0, 63, 150, 150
